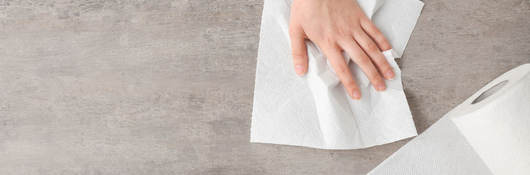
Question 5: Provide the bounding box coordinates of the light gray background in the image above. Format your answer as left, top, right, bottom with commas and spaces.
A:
0, 0, 528, 174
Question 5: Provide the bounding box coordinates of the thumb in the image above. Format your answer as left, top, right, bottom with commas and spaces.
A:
289, 24, 308, 76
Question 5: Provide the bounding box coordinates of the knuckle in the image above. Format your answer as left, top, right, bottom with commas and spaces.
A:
360, 17, 370, 24
334, 65, 348, 75
356, 57, 372, 66
374, 35, 386, 45
373, 31, 384, 39
379, 39, 392, 50
351, 25, 362, 32
343, 80, 356, 89
352, 29, 364, 38
292, 49, 307, 59
336, 27, 350, 38
373, 54, 387, 63
323, 36, 335, 46
368, 72, 382, 82
291, 48, 307, 59
380, 63, 392, 72
362, 18, 376, 30
292, 52, 306, 59
365, 42, 379, 52
317, 37, 336, 50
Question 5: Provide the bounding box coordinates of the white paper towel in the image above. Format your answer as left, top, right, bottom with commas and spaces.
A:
369, 64, 530, 174
250, 0, 424, 149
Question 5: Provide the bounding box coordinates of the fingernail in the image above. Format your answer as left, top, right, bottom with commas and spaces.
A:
375, 84, 386, 91
295, 65, 305, 76
385, 70, 395, 80
352, 91, 361, 100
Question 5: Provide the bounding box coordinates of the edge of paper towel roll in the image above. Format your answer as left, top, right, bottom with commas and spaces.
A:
368, 64, 530, 174
446, 64, 530, 119
449, 64, 530, 174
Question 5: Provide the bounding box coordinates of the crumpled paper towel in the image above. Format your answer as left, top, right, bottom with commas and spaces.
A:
369, 64, 530, 174
250, 0, 424, 149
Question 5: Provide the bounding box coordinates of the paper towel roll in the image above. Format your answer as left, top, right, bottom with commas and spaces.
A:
369, 64, 530, 175
449, 64, 530, 175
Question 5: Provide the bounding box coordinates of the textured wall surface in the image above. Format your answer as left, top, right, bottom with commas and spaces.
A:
0, 0, 528, 174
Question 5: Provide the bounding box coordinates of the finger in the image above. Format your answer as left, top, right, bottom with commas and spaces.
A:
338, 39, 386, 91
288, 24, 308, 76
353, 31, 395, 80
320, 45, 361, 99
360, 18, 392, 51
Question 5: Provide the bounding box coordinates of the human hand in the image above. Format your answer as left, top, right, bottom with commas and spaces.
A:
289, 0, 394, 99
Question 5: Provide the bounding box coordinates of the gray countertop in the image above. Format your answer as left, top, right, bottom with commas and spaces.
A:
0, 0, 528, 174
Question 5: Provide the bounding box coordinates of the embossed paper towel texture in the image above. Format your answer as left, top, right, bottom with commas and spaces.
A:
251, 0, 424, 149
369, 64, 530, 174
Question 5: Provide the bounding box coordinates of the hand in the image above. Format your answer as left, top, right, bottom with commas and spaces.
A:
289, 0, 394, 99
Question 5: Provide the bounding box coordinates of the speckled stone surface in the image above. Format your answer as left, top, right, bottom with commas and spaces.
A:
0, 0, 528, 174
